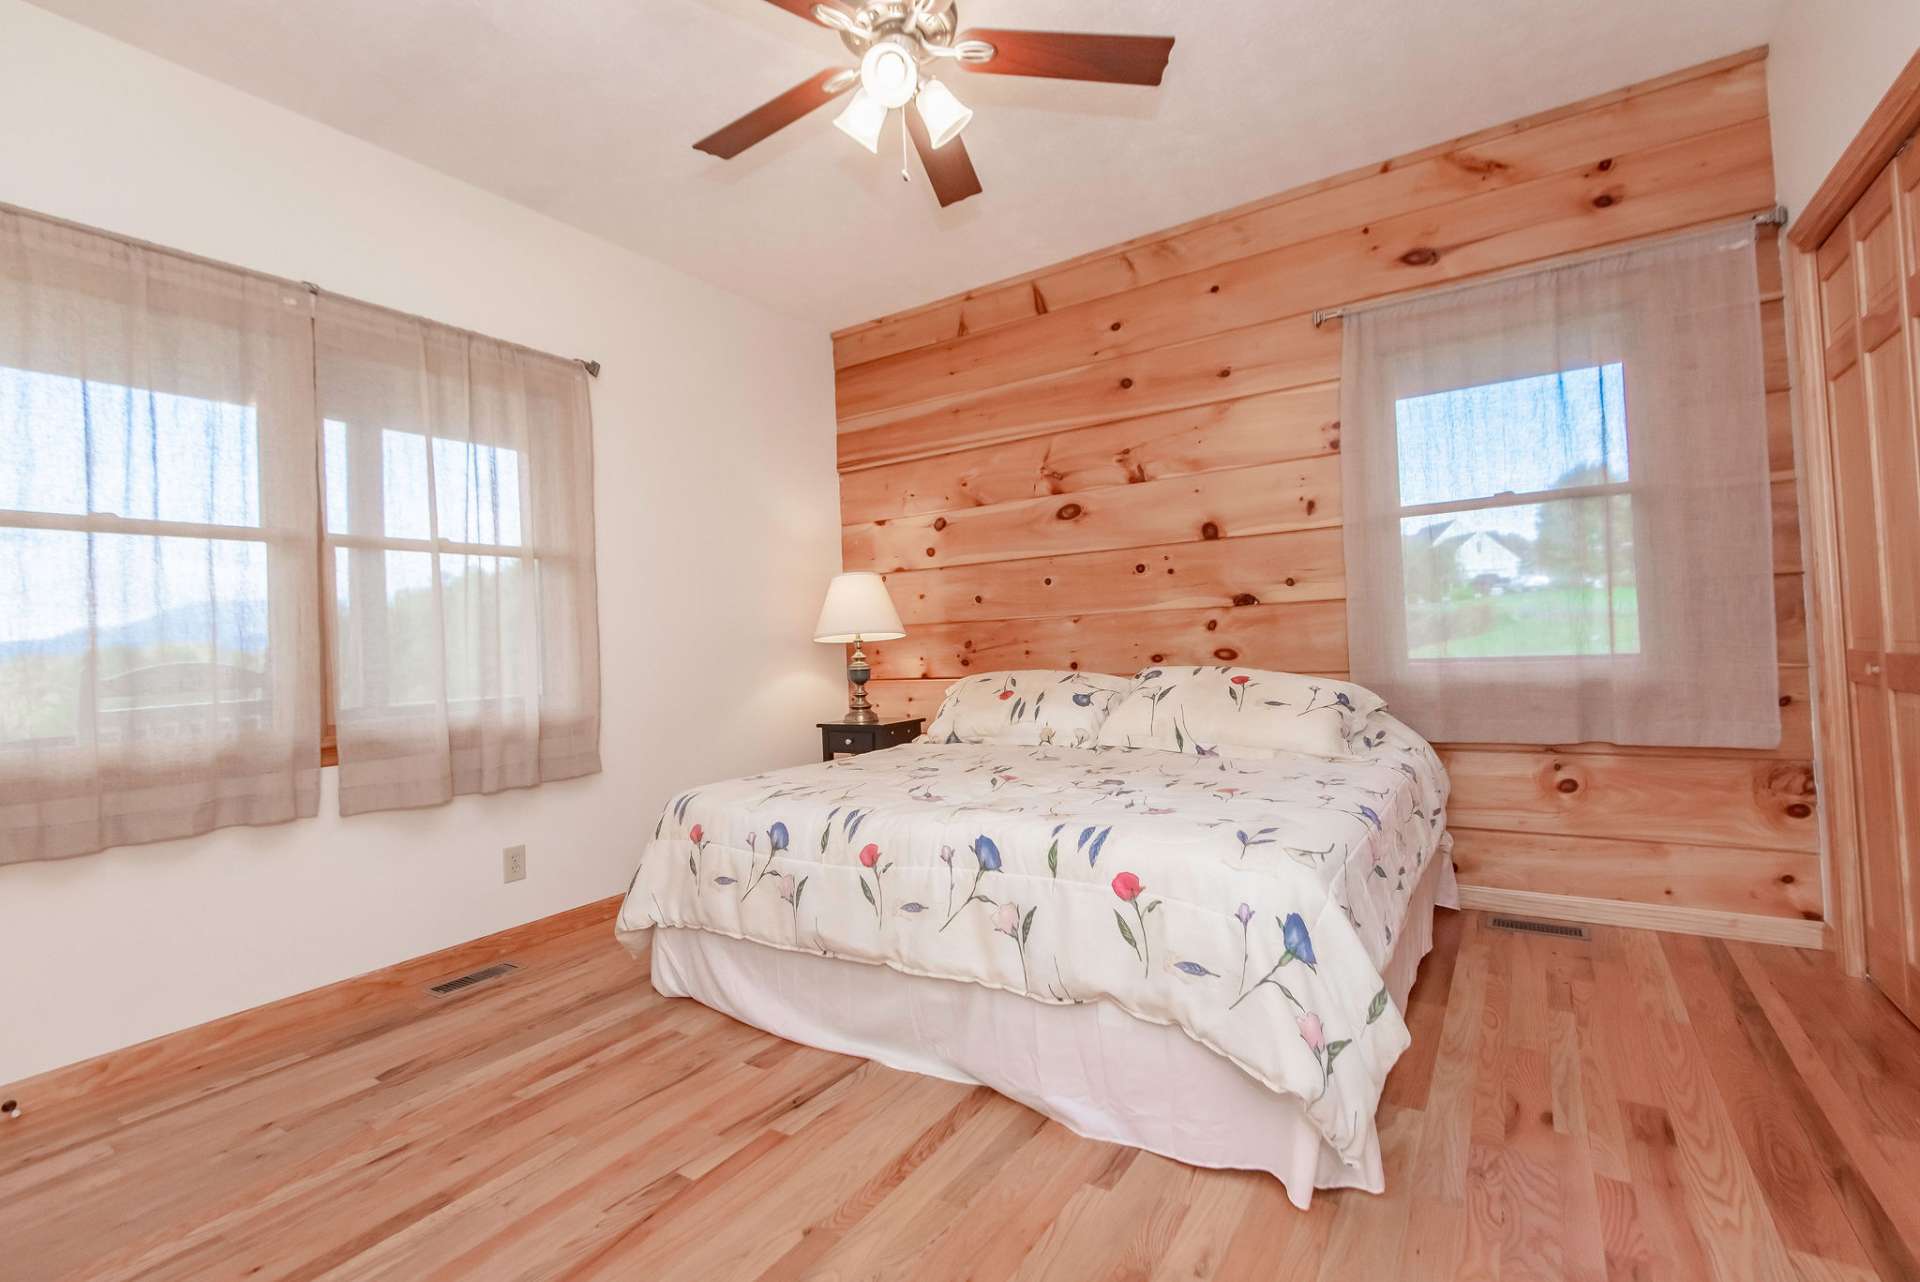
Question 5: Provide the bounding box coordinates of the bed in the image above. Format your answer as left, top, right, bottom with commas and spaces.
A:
615, 697, 1454, 1209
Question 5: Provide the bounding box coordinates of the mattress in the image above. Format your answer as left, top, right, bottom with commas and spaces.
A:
617, 712, 1451, 1177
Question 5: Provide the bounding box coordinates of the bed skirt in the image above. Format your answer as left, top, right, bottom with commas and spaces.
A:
632, 842, 1456, 1209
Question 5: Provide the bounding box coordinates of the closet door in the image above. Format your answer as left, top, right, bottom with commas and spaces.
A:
1818, 146, 1920, 1024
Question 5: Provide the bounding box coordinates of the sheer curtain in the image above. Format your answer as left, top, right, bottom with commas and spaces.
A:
1341, 224, 1780, 747
315, 296, 600, 815
0, 209, 323, 863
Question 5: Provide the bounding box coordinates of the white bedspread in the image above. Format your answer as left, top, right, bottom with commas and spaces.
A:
616, 713, 1449, 1168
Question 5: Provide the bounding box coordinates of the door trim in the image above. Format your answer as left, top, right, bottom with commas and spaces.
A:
1789, 46, 1920, 252
1788, 240, 1868, 974
1785, 44, 1920, 975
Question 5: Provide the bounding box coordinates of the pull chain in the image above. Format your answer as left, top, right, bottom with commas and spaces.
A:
900, 108, 911, 184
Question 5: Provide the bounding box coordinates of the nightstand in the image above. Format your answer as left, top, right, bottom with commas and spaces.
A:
818, 717, 923, 761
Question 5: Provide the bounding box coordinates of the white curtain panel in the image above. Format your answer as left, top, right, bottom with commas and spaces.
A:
0, 209, 324, 863
1340, 225, 1780, 748
315, 297, 601, 815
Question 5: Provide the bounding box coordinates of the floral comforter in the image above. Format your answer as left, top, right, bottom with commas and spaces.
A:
615, 714, 1451, 1167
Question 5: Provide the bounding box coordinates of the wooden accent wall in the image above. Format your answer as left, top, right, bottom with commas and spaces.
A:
831, 49, 1821, 946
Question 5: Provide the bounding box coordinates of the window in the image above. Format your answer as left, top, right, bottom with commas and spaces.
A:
0, 205, 600, 865
1339, 224, 1781, 749
314, 297, 601, 817
1395, 363, 1639, 660
323, 421, 532, 715
0, 368, 273, 748
0, 209, 326, 864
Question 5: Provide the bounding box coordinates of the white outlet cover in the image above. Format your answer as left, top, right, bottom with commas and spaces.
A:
504, 844, 527, 883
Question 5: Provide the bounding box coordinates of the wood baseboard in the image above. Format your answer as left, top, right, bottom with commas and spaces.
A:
3, 894, 625, 1106
1456, 884, 1825, 948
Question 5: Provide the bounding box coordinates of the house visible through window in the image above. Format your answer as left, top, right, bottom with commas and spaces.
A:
1394, 362, 1639, 660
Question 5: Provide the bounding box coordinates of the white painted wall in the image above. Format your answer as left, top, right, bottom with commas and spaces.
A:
1768, 0, 1920, 221
0, 0, 845, 1085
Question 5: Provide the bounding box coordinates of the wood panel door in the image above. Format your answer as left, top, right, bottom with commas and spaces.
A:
1817, 142, 1920, 1023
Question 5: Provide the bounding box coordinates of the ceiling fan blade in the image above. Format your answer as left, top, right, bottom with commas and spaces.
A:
906, 106, 983, 208
693, 68, 853, 160
761, 0, 852, 23
957, 29, 1175, 86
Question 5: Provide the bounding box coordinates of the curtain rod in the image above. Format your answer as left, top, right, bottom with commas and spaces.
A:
1309, 205, 1788, 328
0, 199, 601, 377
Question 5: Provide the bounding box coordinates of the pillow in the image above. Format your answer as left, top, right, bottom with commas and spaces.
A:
924, 670, 1132, 747
1094, 665, 1386, 759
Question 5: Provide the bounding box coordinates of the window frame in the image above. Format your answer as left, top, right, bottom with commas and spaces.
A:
0, 361, 315, 757
1382, 349, 1656, 674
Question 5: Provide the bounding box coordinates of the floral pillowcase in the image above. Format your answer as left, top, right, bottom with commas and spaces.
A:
924, 670, 1133, 747
1094, 666, 1386, 760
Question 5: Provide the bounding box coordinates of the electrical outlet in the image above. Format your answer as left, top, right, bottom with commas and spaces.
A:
503, 844, 527, 883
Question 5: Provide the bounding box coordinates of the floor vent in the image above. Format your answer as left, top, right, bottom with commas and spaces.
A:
428, 961, 518, 996
1487, 916, 1591, 941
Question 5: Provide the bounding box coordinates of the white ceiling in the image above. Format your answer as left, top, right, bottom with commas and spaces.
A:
29, 0, 1786, 331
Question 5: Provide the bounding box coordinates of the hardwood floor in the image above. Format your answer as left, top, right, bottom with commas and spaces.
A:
4, 900, 1918, 1281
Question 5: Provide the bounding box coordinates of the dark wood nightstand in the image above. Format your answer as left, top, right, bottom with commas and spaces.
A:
818, 717, 923, 761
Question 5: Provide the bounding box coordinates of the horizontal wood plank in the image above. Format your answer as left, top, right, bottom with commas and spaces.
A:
835, 384, 1339, 520
1439, 747, 1818, 852
843, 454, 1340, 572
878, 525, 1347, 625
864, 600, 1349, 681
837, 314, 1340, 470
1450, 828, 1822, 920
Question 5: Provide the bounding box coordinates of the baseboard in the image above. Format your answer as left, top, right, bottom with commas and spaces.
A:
3, 894, 624, 1107
1457, 884, 1825, 948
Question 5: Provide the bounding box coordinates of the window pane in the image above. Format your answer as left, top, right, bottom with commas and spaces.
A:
331, 547, 440, 711
382, 430, 431, 540
321, 420, 430, 539
322, 421, 521, 546
1402, 494, 1638, 659
441, 554, 532, 702
0, 528, 270, 744
1396, 363, 1628, 507
433, 438, 523, 546
0, 365, 261, 525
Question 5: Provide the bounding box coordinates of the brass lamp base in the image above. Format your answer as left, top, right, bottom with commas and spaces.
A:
844, 637, 880, 723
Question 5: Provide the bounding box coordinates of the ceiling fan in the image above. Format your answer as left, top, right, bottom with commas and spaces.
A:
693, 0, 1175, 207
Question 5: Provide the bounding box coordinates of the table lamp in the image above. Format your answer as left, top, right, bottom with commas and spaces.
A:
814, 572, 905, 723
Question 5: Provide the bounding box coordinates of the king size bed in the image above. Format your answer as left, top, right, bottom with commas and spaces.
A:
616, 667, 1456, 1208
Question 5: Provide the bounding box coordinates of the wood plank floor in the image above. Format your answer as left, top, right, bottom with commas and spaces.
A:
4, 899, 1919, 1281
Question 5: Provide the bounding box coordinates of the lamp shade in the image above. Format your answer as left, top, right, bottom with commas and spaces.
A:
915, 79, 972, 149
813, 572, 904, 643
832, 88, 888, 154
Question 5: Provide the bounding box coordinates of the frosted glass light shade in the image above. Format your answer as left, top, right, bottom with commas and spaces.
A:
860, 42, 919, 109
915, 79, 972, 149
814, 572, 905, 643
833, 88, 888, 154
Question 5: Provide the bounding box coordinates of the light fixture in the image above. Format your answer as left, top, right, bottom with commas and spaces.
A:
859, 37, 919, 109
914, 78, 972, 149
832, 88, 888, 154
814, 572, 906, 724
